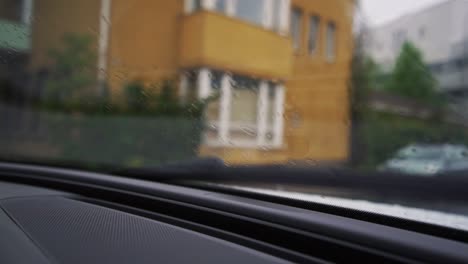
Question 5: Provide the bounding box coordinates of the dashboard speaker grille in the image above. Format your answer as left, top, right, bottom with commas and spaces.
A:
1, 197, 285, 264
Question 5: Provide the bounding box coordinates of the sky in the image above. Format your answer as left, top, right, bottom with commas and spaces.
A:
361, 0, 447, 26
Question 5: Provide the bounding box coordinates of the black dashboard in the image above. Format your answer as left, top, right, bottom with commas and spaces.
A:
1, 163, 468, 263
0, 181, 285, 264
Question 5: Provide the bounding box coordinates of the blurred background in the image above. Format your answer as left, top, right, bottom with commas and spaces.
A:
1, 0, 468, 176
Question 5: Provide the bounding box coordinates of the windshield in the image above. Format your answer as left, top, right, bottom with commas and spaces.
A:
2, 0, 468, 231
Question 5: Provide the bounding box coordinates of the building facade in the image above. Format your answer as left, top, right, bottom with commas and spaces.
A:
29, 0, 354, 165
367, 0, 468, 97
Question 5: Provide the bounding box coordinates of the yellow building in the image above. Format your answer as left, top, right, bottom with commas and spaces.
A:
30, 0, 354, 165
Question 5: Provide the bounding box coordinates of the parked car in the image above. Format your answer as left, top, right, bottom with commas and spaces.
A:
379, 144, 468, 176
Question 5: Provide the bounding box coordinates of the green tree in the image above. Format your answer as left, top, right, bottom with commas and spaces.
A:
385, 42, 440, 105
350, 56, 384, 115
123, 79, 204, 118
364, 57, 386, 90
44, 33, 97, 102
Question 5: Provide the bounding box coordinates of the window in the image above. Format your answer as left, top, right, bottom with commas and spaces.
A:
308, 15, 320, 54
215, 0, 227, 13
291, 8, 302, 51
230, 76, 260, 142
266, 84, 277, 144
6, 0, 468, 234
183, 69, 285, 148
393, 29, 406, 51
419, 27, 426, 39
193, 0, 202, 11
236, 0, 265, 26
326, 22, 336, 61
186, 0, 288, 34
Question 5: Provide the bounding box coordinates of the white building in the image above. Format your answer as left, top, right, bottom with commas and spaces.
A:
366, 0, 468, 95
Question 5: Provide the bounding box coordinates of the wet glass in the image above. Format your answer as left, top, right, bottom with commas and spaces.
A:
1, 0, 468, 231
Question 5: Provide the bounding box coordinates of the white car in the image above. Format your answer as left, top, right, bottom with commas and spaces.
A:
379, 144, 468, 176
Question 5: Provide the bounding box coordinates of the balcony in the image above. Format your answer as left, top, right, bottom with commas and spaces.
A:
179, 11, 293, 79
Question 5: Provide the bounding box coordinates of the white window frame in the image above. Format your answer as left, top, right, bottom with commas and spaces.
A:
219, 73, 232, 143
97, 0, 112, 95
262, 0, 274, 29
277, 0, 290, 35
185, 0, 290, 34
181, 68, 285, 149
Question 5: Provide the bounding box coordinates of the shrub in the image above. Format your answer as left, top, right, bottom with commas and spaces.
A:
44, 33, 97, 102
